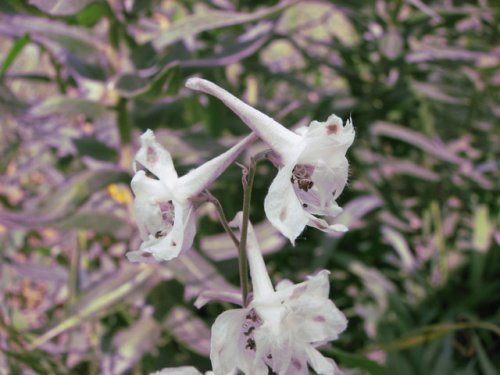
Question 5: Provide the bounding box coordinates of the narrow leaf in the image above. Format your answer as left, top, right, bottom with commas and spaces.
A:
0, 34, 31, 79
152, 0, 297, 49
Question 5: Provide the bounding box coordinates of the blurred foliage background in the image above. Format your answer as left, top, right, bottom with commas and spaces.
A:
0, 0, 499, 374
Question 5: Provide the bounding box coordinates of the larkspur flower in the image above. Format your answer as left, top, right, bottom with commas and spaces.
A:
196, 213, 348, 375
150, 367, 215, 375
186, 78, 355, 244
127, 130, 256, 262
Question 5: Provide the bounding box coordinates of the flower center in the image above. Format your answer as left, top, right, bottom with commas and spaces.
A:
154, 200, 175, 238
290, 164, 315, 192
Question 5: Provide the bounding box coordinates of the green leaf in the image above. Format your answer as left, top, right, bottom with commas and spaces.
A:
72, 136, 118, 161
29, 0, 101, 16
365, 321, 500, 353
0, 34, 31, 79
30, 96, 109, 120
152, 0, 298, 50
472, 334, 497, 375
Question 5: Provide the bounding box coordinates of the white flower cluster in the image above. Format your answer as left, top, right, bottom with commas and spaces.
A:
128, 78, 355, 375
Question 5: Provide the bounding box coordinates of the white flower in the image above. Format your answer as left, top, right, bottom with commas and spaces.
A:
198, 213, 348, 375
186, 78, 355, 244
127, 130, 255, 262
150, 366, 214, 375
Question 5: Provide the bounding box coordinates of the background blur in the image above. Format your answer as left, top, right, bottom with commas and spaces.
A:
0, 0, 498, 374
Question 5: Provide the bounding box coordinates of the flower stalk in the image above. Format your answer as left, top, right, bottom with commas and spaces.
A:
238, 157, 257, 307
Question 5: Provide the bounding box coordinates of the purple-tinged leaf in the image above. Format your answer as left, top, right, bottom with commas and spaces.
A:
378, 211, 413, 232
379, 31, 403, 60
168, 250, 240, 302
29, 0, 101, 16
165, 307, 211, 357
30, 97, 109, 120
180, 34, 268, 68
0, 168, 130, 229
28, 265, 160, 349
151, 0, 297, 50
331, 195, 383, 231
57, 212, 132, 239
382, 159, 440, 181
371, 121, 467, 164
411, 81, 466, 105
101, 310, 161, 375
201, 220, 286, 261
382, 226, 416, 273
406, 48, 485, 63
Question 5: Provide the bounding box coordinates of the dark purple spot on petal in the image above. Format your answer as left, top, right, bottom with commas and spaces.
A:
243, 326, 255, 336
142, 252, 153, 258
245, 337, 256, 351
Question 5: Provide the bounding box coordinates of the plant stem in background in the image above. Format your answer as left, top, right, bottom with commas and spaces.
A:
238, 158, 256, 307
116, 97, 133, 168
66, 231, 84, 312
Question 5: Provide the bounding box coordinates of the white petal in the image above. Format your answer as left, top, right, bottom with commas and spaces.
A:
210, 309, 268, 375
150, 366, 204, 375
131, 171, 174, 241
230, 212, 274, 298
307, 216, 348, 234
264, 163, 310, 244
305, 346, 337, 375
186, 77, 301, 159
135, 129, 178, 184
177, 134, 257, 199
127, 202, 196, 262
194, 290, 243, 308
299, 115, 355, 166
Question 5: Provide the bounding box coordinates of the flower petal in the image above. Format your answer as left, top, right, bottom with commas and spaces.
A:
264, 163, 310, 244
127, 201, 196, 262
299, 115, 355, 166
211, 309, 268, 375
177, 133, 257, 199
230, 212, 274, 299
131, 170, 174, 241
307, 216, 348, 234
304, 346, 338, 375
186, 77, 301, 159
150, 366, 204, 375
135, 129, 178, 185
194, 290, 243, 309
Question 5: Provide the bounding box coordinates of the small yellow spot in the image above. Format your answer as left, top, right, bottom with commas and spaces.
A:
107, 184, 133, 205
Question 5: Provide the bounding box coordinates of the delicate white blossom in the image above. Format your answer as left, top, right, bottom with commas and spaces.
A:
127, 130, 255, 262
150, 366, 214, 375
186, 78, 355, 244
197, 213, 348, 375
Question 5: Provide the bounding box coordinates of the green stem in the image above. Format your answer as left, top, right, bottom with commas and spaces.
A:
204, 190, 240, 249
238, 158, 256, 307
